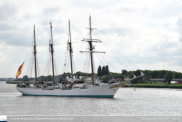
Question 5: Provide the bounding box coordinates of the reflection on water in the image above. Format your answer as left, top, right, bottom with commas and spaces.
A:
0, 81, 182, 115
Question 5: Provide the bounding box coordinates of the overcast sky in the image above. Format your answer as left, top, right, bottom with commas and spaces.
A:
0, 0, 182, 78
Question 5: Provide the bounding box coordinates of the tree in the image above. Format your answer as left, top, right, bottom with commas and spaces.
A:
22, 75, 29, 81
97, 65, 102, 77
174, 72, 180, 78
126, 71, 133, 77
100, 75, 110, 83
105, 65, 109, 76
121, 69, 128, 81
165, 72, 174, 84
63, 72, 66, 79
130, 70, 143, 84
179, 74, 182, 79
122, 69, 128, 76
75, 71, 82, 79
121, 74, 124, 81
115, 74, 122, 78
101, 66, 106, 76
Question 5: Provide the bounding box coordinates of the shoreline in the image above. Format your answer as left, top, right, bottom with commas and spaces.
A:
124, 84, 182, 88
6, 81, 35, 84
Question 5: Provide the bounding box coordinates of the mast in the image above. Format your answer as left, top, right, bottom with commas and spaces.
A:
80, 15, 105, 86
88, 16, 95, 86
33, 25, 38, 84
49, 22, 55, 84
68, 20, 74, 80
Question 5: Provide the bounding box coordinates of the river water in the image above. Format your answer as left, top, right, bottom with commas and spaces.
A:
0, 81, 182, 115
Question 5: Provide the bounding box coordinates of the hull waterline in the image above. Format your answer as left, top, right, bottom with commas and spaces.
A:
16, 85, 120, 98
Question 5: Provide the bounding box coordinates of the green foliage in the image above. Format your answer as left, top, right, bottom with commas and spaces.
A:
73, 71, 89, 77
74, 71, 82, 78
165, 71, 174, 84
174, 72, 180, 78
97, 65, 110, 77
142, 70, 181, 79
115, 74, 122, 78
14, 69, 182, 84
97, 65, 102, 77
122, 69, 128, 76
130, 69, 143, 84
22, 75, 29, 81
101, 66, 106, 76
109, 72, 121, 79
100, 75, 110, 83
144, 80, 147, 84
105, 65, 109, 76
126, 71, 133, 77
121, 69, 128, 81
121, 74, 124, 81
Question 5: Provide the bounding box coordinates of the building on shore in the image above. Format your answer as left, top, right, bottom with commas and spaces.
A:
143, 78, 182, 84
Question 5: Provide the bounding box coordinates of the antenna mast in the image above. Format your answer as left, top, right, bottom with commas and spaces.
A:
68, 20, 74, 80
49, 22, 55, 84
33, 25, 38, 84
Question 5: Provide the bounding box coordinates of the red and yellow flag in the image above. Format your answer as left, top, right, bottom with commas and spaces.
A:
16, 62, 24, 79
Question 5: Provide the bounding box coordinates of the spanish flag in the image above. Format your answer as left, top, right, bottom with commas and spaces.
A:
16, 62, 24, 79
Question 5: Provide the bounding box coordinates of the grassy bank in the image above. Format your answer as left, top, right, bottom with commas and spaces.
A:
124, 83, 182, 88
6, 81, 35, 84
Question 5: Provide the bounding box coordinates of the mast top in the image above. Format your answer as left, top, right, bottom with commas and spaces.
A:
50, 22, 52, 28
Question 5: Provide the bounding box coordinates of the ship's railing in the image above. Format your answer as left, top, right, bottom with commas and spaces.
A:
17, 86, 40, 89
62, 88, 72, 90
17, 85, 91, 90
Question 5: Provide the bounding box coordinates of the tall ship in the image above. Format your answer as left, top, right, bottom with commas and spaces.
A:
16, 16, 144, 98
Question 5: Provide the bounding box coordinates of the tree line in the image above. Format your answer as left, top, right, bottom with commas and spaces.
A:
15, 71, 95, 82
16, 67, 182, 85
96, 66, 182, 84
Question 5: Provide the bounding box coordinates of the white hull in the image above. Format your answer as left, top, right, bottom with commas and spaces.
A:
16, 85, 120, 98
16, 72, 144, 98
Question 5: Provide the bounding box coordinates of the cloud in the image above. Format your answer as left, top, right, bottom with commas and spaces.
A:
0, 52, 3, 62
0, 32, 32, 46
177, 15, 182, 27
115, 5, 136, 13
0, 4, 17, 21
98, 27, 133, 36
177, 15, 182, 42
0, 0, 182, 77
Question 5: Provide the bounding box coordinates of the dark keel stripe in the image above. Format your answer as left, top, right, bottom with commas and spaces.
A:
23, 94, 114, 98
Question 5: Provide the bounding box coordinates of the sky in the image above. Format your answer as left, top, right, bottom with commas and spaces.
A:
0, 0, 182, 78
